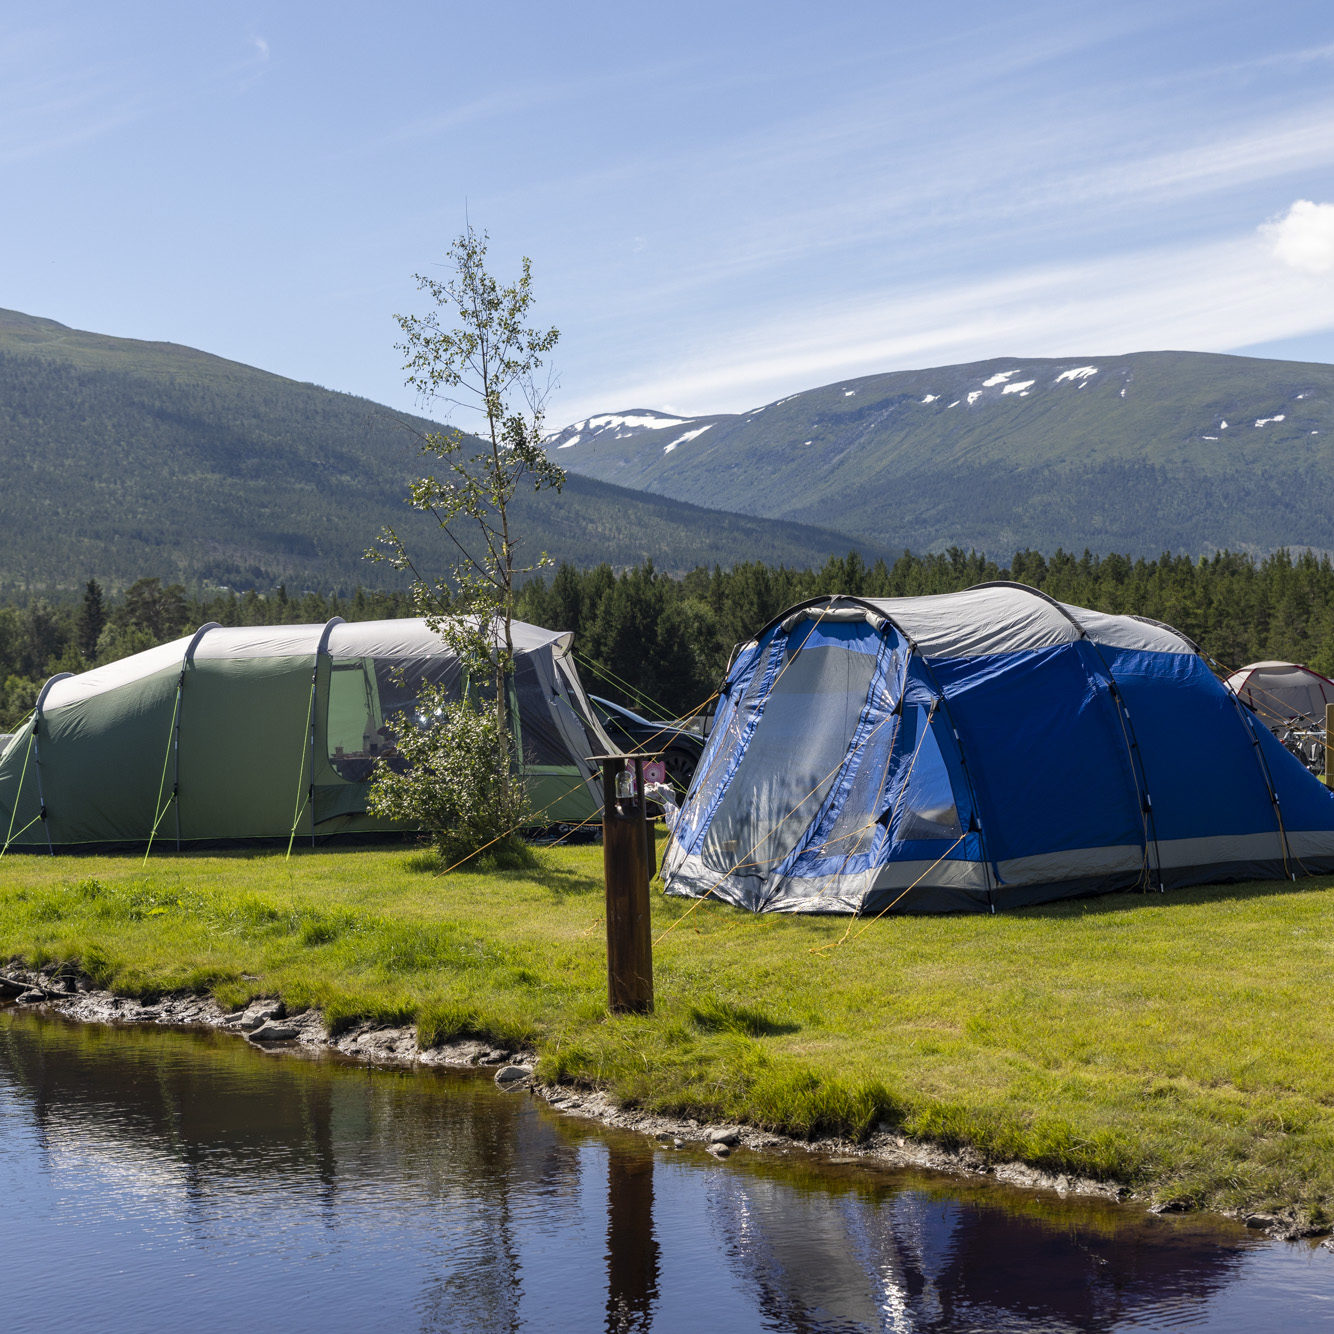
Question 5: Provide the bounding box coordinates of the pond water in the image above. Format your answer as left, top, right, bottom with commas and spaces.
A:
1, 1008, 1330, 1333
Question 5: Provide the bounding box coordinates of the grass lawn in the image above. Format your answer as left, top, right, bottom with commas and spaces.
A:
3, 838, 1333, 1228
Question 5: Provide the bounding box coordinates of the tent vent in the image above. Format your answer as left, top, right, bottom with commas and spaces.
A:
780, 606, 890, 634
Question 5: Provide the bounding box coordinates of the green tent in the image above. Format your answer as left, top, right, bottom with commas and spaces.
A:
0, 617, 613, 852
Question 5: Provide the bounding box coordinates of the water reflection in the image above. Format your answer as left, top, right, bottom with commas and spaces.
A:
0, 1009, 1328, 1333
708, 1166, 1259, 1332
607, 1147, 659, 1332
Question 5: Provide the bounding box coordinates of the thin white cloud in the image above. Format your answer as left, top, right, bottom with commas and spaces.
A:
1262, 200, 1334, 275
553, 231, 1334, 421
1208, 40, 1334, 76
250, 36, 270, 62
1065, 111, 1334, 210
528, 91, 1334, 334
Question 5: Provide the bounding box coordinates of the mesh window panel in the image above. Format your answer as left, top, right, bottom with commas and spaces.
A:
677, 640, 777, 844
890, 713, 962, 842
512, 656, 569, 767
326, 661, 380, 782
820, 714, 900, 863
699, 644, 878, 877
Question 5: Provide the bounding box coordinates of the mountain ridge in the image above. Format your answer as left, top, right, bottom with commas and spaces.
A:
550, 350, 1334, 558
0, 308, 894, 594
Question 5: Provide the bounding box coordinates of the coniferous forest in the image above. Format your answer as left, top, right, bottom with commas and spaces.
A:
5, 546, 1334, 734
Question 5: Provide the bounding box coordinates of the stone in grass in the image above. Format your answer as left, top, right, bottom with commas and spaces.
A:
709, 1128, 741, 1147
495, 1065, 533, 1087
1245, 1214, 1279, 1230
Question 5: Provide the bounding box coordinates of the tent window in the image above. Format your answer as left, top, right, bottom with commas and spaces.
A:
326, 662, 383, 782
699, 643, 877, 875
890, 714, 961, 842
511, 657, 569, 767
680, 638, 776, 829
822, 727, 895, 860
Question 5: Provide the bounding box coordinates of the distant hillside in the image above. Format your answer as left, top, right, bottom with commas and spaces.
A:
0, 309, 889, 594
551, 352, 1334, 558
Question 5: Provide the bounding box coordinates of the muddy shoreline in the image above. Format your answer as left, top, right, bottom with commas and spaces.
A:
1, 965, 1322, 1243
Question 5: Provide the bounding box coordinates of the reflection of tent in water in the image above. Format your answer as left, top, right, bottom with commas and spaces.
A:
1224, 660, 1334, 728
0, 617, 612, 851
707, 1168, 1253, 1332
664, 585, 1334, 913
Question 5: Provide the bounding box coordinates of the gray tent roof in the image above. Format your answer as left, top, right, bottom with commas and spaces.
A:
44, 617, 572, 713
777, 583, 1196, 659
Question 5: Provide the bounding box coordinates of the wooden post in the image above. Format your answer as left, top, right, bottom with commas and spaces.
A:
595, 754, 654, 1014
1325, 703, 1333, 787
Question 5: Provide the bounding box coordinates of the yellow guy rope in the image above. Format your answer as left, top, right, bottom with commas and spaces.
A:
809, 700, 942, 954
810, 831, 970, 957
1, 730, 36, 857
436, 683, 724, 876
656, 604, 893, 944
653, 705, 906, 946
143, 683, 184, 866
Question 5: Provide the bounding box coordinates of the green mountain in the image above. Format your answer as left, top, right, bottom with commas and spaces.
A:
0, 309, 888, 594
549, 352, 1334, 558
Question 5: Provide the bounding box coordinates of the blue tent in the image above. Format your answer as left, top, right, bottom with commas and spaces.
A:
662, 584, 1334, 913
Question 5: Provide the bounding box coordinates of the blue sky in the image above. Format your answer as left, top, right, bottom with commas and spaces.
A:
3, 1, 1333, 429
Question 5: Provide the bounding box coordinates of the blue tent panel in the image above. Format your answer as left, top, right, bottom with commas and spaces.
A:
663, 586, 1334, 914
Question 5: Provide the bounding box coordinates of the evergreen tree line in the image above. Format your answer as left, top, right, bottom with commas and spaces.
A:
517, 546, 1334, 717
0, 579, 412, 733
6, 547, 1334, 733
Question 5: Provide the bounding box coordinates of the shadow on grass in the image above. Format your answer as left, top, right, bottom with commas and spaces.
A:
688, 997, 801, 1037
521, 863, 603, 899
1014, 874, 1334, 920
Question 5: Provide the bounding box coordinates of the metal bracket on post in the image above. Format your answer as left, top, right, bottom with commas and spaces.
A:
591, 752, 655, 1015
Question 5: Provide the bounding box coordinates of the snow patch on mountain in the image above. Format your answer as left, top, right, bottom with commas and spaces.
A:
663, 425, 713, 454
1255, 415, 1286, 427
1002, 380, 1036, 395
983, 370, 1021, 387
921, 394, 939, 403
1055, 366, 1098, 383
550, 410, 695, 449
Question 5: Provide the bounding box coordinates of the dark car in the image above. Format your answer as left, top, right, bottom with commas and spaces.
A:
589, 695, 704, 797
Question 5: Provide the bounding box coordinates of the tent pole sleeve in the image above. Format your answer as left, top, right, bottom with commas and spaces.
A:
173, 683, 183, 852
144, 679, 184, 866
173, 622, 222, 851
912, 656, 996, 903
286, 671, 319, 861
1229, 690, 1297, 878
286, 618, 343, 859
31, 674, 72, 856
1079, 641, 1164, 891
